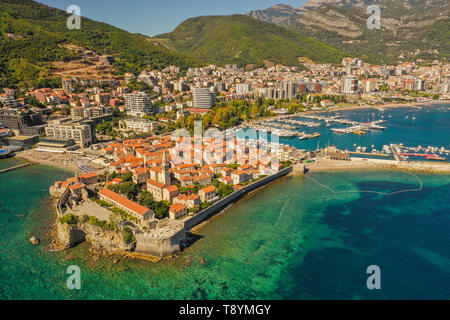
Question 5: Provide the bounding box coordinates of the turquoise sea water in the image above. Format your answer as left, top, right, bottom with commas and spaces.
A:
0, 105, 449, 300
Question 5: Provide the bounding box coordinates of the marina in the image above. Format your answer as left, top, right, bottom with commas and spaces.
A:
236, 105, 450, 163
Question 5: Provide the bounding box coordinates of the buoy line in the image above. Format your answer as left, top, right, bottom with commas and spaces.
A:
304, 171, 423, 196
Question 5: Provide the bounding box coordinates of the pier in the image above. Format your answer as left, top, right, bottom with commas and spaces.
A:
0, 163, 33, 174
348, 152, 390, 157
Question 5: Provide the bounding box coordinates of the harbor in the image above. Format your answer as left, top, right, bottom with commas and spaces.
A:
236, 104, 450, 164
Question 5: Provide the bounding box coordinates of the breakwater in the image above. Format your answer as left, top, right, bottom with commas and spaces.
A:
0, 163, 32, 174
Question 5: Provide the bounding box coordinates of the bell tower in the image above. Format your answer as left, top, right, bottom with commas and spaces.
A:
160, 151, 171, 185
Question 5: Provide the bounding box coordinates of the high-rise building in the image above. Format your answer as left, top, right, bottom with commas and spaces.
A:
95, 93, 111, 105
415, 79, 426, 91
125, 92, 152, 117
193, 88, 214, 109
362, 79, 378, 93
214, 82, 226, 92
343, 76, 359, 94
236, 84, 252, 95
62, 78, 73, 94
174, 80, 189, 92
281, 82, 298, 99
441, 79, 450, 94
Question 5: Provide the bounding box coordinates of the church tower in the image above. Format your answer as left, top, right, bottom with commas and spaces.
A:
160, 151, 171, 186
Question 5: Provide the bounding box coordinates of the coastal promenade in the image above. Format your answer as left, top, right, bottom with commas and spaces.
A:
0, 163, 32, 174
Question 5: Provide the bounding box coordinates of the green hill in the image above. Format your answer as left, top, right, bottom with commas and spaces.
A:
154, 15, 348, 68
0, 0, 199, 88
247, 1, 450, 64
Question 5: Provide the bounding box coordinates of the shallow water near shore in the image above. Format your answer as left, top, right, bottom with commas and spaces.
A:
1, 160, 449, 299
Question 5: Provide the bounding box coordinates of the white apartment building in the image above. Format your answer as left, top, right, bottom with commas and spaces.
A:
193, 88, 214, 109
343, 76, 359, 94
362, 79, 378, 93
121, 118, 159, 133
45, 119, 93, 148
236, 83, 252, 95
125, 92, 152, 117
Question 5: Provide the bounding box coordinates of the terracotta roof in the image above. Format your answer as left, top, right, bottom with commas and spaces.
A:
210, 164, 228, 168
146, 179, 166, 189
177, 163, 198, 169
79, 172, 98, 179
169, 203, 187, 213
69, 183, 82, 190
99, 188, 150, 216
164, 185, 179, 192
200, 185, 215, 194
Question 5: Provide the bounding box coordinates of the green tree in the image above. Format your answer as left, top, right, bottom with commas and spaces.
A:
60, 214, 78, 226
138, 191, 154, 208
151, 201, 170, 219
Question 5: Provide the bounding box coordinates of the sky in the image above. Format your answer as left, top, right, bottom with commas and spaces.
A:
37, 0, 308, 36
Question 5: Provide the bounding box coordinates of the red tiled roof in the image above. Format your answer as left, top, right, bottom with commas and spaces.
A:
99, 188, 150, 216
200, 185, 215, 194
169, 203, 187, 213
69, 183, 82, 190
164, 185, 179, 192
146, 179, 166, 189
79, 172, 98, 179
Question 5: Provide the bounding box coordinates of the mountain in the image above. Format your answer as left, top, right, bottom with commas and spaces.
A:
0, 0, 199, 88
247, 0, 450, 64
246, 4, 305, 29
153, 14, 348, 68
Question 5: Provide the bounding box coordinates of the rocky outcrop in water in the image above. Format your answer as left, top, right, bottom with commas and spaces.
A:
56, 223, 86, 249
29, 236, 40, 246
55, 221, 134, 253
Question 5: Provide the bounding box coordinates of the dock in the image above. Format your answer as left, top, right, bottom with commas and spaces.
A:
0, 163, 32, 174
348, 152, 390, 157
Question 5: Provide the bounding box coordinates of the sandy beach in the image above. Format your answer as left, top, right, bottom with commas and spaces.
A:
16, 149, 80, 172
